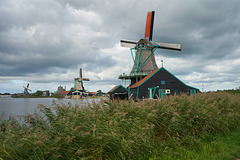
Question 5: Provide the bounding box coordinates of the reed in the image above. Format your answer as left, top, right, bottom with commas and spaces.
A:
1, 92, 240, 159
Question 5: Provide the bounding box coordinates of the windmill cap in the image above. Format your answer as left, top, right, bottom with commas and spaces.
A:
137, 39, 153, 48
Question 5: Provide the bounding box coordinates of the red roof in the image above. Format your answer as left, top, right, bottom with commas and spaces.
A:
60, 91, 70, 95
86, 92, 98, 95
108, 85, 119, 93
129, 68, 159, 88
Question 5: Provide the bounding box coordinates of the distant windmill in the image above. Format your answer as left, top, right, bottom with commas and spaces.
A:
119, 11, 181, 86
74, 68, 90, 91
23, 83, 32, 95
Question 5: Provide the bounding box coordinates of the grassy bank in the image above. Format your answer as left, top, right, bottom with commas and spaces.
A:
159, 130, 240, 160
1, 92, 240, 159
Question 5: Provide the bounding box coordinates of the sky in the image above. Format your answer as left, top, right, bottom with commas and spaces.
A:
0, 0, 240, 94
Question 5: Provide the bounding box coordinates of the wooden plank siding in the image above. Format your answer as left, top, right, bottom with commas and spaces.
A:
108, 85, 130, 100
129, 67, 199, 99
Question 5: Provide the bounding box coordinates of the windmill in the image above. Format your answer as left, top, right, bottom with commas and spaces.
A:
23, 83, 32, 95
119, 11, 181, 86
74, 68, 89, 91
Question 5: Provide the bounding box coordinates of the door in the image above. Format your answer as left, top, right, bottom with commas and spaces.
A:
149, 87, 158, 99
159, 89, 164, 99
190, 89, 196, 97
159, 89, 171, 99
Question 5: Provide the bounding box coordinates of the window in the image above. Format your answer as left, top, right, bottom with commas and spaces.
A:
161, 80, 165, 85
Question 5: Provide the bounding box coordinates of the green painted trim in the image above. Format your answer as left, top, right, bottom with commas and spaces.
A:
138, 69, 159, 87
160, 67, 200, 91
131, 67, 199, 91
149, 86, 157, 98
190, 89, 196, 97
186, 85, 200, 91
159, 89, 165, 99
74, 80, 76, 90
110, 84, 130, 93
139, 45, 149, 63
130, 69, 159, 89
161, 80, 165, 85
139, 46, 158, 69
110, 85, 120, 93
137, 45, 142, 68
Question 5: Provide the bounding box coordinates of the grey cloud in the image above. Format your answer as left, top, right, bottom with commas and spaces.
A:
1, 0, 240, 93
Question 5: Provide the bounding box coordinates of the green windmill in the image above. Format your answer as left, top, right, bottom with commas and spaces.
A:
72, 68, 89, 96
119, 11, 181, 87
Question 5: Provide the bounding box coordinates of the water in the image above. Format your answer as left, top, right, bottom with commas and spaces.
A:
0, 97, 101, 119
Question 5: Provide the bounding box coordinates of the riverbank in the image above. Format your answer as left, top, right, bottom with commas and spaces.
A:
1, 92, 240, 159
11, 94, 62, 98
10, 94, 107, 99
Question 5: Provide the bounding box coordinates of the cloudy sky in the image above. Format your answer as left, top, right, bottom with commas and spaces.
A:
0, 0, 240, 93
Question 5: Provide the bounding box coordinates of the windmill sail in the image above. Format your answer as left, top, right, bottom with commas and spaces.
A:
120, 40, 137, 48
82, 78, 90, 81
154, 42, 181, 51
79, 68, 82, 79
145, 11, 155, 41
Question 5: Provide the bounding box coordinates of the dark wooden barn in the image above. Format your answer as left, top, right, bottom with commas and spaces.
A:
128, 67, 199, 99
108, 85, 130, 100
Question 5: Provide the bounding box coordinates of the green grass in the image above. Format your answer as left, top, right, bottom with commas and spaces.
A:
1, 92, 240, 159
158, 130, 240, 160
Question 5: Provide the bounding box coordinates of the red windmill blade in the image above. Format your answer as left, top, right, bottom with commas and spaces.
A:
145, 11, 155, 41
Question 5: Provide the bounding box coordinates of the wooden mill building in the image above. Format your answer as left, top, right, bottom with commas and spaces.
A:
108, 11, 199, 100
108, 85, 130, 100
128, 67, 199, 99
109, 67, 199, 100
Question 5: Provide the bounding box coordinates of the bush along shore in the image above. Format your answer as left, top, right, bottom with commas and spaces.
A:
1, 92, 240, 159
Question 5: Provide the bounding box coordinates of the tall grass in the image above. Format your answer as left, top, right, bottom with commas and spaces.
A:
1, 92, 240, 159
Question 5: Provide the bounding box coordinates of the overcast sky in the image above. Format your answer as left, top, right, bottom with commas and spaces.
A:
1, 0, 240, 93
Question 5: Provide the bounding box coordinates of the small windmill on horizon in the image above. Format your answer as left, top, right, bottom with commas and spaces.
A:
72, 68, 89, 96
23, 83, 32, 95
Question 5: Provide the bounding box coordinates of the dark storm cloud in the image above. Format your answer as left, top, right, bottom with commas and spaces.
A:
151, 0, 240, 60
0, 0, 117, 77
